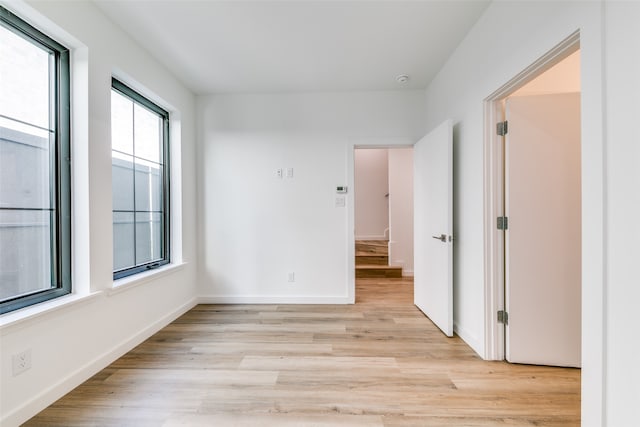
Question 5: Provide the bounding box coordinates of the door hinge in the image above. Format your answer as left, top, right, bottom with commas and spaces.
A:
497, 121, 508, 136
497, 216, 508, 230
497, 310, 509, 325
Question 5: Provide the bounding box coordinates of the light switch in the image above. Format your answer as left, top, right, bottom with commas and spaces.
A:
286, 167, 294, 178
335, 196, 346, 207
276, 168, 283, 178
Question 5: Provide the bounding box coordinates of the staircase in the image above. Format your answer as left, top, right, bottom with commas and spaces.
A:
355, 240, 403, 278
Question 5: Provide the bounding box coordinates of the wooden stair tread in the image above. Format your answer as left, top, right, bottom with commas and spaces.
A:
355, 252, 382, 255
355, 265, 402, 270
355, 264, 403, 278
355, 255, 388, 266
355, 241, 388, 256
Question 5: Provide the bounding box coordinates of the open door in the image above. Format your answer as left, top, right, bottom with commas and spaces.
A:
505, 93, 581, 367
414, 119, 453, 337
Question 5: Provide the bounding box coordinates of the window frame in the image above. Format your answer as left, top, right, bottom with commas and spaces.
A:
0, 6, 71, 314
111, 78, 171, 280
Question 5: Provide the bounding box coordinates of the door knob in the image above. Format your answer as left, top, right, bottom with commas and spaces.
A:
432, 234, 447, 242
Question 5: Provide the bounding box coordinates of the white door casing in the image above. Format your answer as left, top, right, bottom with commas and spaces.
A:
413, 119, 453, 337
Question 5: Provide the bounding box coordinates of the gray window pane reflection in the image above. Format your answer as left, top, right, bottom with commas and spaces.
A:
134, 159, 162, 212
0, 129, 51, 209
113, 212, 135, 271
0, 210, 52, 300
112, 153, 134, 212
135, 212, 162, 265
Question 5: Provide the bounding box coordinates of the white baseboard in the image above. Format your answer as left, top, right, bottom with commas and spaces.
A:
2, 297, 198, 427
453, 321, 483, 358
355, 235, 387, 241
198, 295, 351, 304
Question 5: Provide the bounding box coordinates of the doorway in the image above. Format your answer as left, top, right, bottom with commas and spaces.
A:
353, 147, 414, 302
484, 32, 582, 366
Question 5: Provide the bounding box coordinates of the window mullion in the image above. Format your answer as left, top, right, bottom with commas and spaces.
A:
46, 50, 56, 289
163, 118, 170, 261
132, 102, 137, 267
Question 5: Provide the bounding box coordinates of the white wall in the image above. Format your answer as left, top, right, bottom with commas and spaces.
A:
0, 2, 198, 425
388, 148, 414, 275
603, 2, 640, 425
197, 91, 425, 303
423, 0, 640, 425
354, 148, 389, 240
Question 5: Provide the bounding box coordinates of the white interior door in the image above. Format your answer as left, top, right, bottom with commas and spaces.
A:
414, 119, 453, 337
505, 93, 581, 367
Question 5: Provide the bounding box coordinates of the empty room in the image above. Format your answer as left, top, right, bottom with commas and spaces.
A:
1, 1, 638, 426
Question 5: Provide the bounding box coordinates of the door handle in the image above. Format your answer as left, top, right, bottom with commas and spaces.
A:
432, 234, 447, 242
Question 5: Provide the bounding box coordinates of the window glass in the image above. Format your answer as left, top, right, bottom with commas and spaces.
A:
133, 104, 161, 163
112, 151, 135, 212
0, 24, 50, 130
111, 79, 169, 279
134, 158, 163, 212
0, 210, 52, 300
111, 91, 133, 155
0, 6, 71, 314
113, 212, 135, 271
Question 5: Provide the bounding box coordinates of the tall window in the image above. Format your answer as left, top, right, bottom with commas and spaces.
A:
111, 79, 170, 279
0, 6, 71, 314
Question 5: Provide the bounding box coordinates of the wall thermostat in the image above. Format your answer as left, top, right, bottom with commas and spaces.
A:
336, 186, 348, 193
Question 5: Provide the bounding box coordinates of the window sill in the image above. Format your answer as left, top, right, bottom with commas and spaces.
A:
108, 262, 187, 296
0, 291, 102, 334
0, 263, 188, 334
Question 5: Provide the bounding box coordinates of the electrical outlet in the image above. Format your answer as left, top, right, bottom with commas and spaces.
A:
276, 168, 283, 178
12, 349, 32, 376
288, 272, 295, 282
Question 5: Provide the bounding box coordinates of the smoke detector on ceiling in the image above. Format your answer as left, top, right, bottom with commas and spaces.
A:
396, 74, 410, 84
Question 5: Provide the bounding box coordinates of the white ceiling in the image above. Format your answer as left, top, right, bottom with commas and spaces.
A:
94, 1, 490, 95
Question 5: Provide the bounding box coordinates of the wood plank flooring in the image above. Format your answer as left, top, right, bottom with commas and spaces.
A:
24, 277, 580, 426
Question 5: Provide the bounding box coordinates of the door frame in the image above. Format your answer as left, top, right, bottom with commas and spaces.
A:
482, 31, 581, 360
347, 139, 414, 304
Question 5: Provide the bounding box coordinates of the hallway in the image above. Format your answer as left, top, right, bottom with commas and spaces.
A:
26, 277, 580, 426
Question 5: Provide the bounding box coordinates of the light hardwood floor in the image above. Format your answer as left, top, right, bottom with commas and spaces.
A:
25, 277, 580, 426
